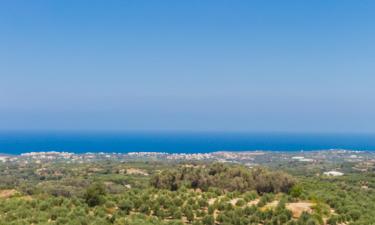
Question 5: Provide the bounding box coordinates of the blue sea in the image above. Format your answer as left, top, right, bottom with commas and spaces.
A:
0, 131, 375, 155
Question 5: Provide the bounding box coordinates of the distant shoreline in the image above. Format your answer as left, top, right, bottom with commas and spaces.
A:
1, 149, 373, 166
0, 149, 371, 156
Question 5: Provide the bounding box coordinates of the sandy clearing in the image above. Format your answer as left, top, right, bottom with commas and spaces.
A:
286, 202, 314, 218
229, 198, 240, 205
0, 189, 18, 198
126, 168, 149, 176
262, 200, 279, 210
248, 199, 259, 206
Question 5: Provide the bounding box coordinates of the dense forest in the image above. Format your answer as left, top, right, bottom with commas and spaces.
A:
0, 161, 374, 225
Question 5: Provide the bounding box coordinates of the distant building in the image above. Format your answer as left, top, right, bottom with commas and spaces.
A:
292, 156, 313, 162
323, 171, 344, 176
292, 156, 304, 160
0, 156, 8, 162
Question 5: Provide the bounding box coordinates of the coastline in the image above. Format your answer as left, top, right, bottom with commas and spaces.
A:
1, 149, 373, 166
0, 148, 370, 156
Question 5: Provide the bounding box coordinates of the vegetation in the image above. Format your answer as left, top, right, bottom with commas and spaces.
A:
151, 163, 295, 193
0, 160, 374, 224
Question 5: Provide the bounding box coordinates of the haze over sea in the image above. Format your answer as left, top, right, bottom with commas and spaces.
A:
0, 131, 375, 155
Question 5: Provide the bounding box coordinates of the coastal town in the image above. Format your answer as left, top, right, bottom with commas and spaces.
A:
1, 150, 374, 175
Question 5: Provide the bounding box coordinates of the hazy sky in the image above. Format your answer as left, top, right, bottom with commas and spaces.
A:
1, 1, 374, 132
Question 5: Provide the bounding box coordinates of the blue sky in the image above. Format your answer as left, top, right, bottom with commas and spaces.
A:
1, 0, 374, 132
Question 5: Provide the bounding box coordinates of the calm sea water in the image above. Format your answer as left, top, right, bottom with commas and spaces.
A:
0, 131, 374, 155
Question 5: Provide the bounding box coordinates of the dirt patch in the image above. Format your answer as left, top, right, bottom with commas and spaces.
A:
229, 198, 239, 205
88, 167, 104, 172
208, 198, 216, 205
0, 189, 18, 198
182, 164, 205, 169
209, 197, 259, 207
286, 202, 314, 218
18, 196, 33, 201
126, 168, 149, 176
248, 199, 259, 206
262, 200, 279, 210
208, 196, 224, 205
229, 198, 248, 206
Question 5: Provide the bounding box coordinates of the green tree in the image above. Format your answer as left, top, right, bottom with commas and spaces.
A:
84, 182, 107, 207
119, 199, 134, 215
202, 215, 215, 225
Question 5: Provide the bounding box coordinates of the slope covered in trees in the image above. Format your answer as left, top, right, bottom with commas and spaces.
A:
151, 163, 296, 193
0, 161, 374, 224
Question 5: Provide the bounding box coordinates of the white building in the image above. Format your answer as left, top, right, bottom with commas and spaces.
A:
323, 171, 344, 176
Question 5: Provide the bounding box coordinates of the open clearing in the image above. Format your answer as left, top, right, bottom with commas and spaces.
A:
286, 202, 315, 218
0, 189, 18, 198
126, 168, 149, 176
